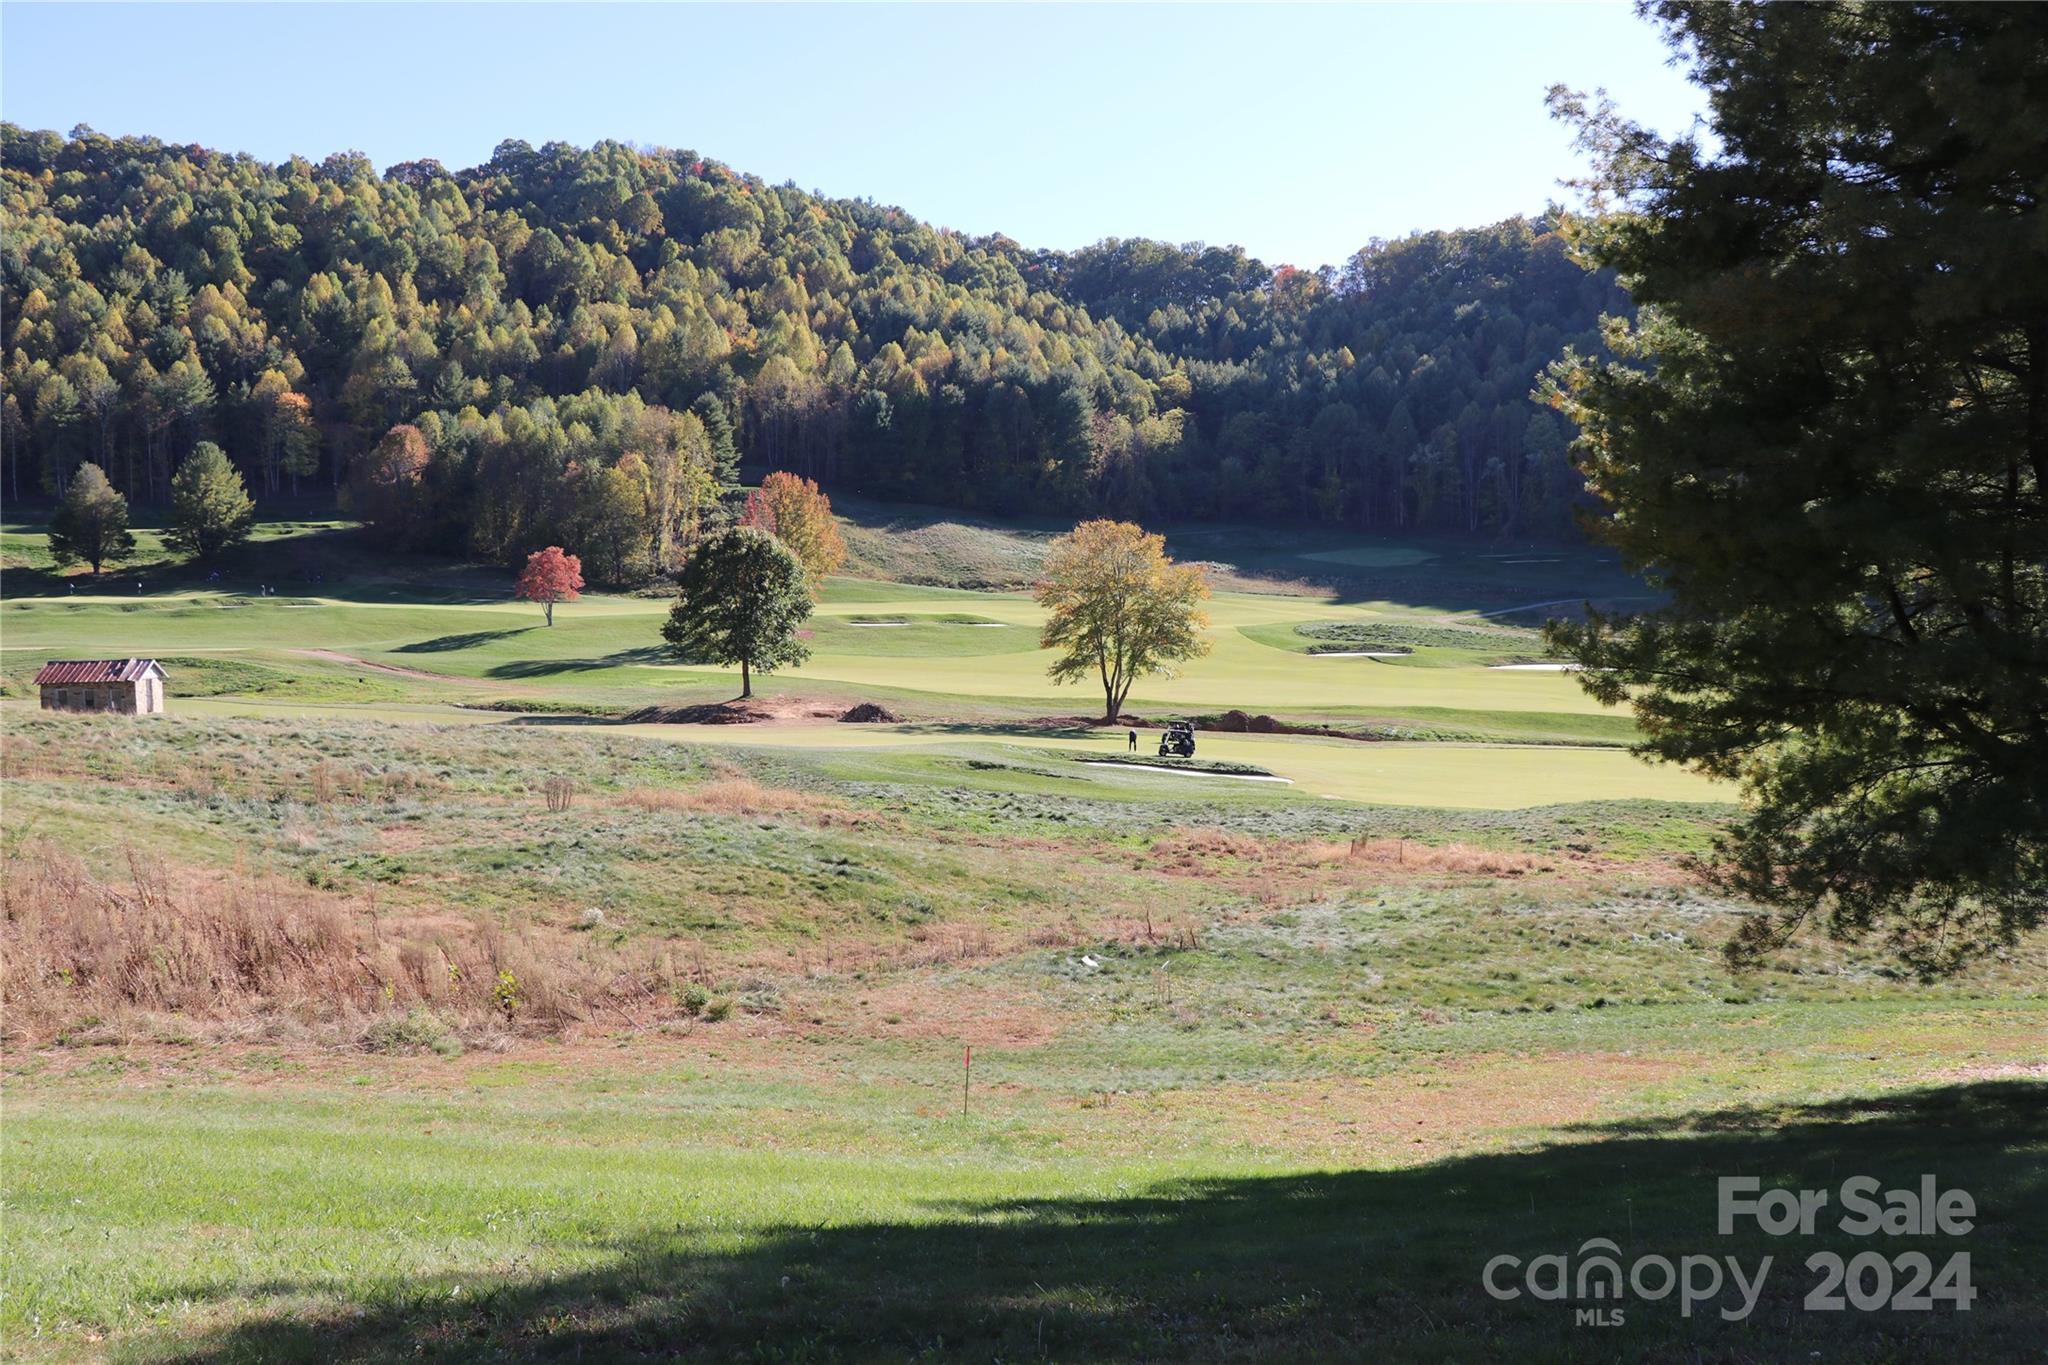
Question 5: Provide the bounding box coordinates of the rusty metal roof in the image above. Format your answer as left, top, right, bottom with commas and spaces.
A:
33, 659, 165, 686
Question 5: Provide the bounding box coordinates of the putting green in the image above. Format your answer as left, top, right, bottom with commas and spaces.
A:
1296, 545, 1440, 568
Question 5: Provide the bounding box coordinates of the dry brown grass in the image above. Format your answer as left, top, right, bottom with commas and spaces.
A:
1142, 827, 1272, 876
1311, 836, 1555, 879
618, 772, 877, 826
1143, 828, 1559, 882
0, 840, 674, 1046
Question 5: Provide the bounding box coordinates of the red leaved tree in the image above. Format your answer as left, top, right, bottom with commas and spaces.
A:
516, 545, 584, 626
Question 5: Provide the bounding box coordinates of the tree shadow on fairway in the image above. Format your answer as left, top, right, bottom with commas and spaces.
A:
900, 720, 1114, 740
394, 628, 536, 653
158, 1081, 2046, 1363
485, 647, 670, 678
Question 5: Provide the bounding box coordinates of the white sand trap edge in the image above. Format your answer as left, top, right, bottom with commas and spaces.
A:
846, 621, 909, 627
1488, 662, 1581, 671
1083, 761, 1293, 784
1311, 650, 1409, 658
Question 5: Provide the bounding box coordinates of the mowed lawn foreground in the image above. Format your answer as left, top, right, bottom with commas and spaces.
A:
8, 1070, 2046, 1362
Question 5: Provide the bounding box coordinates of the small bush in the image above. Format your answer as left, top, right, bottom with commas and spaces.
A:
363, 1008, 461, 1057
492, 970, 521, 1019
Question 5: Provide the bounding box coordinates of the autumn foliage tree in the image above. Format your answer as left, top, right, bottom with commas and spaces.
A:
347, 424, 431, 547
740, 472, 848, 590
515, 545, 584, 626
5, 125, 1618, 543
1035, 519, 1210, 722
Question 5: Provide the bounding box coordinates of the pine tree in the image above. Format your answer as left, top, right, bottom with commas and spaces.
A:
692, 393, 741, 490
166, 441, 255, 561
1544, 2, 2048, 974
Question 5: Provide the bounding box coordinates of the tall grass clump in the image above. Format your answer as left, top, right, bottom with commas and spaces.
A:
0, 839, 665, 1044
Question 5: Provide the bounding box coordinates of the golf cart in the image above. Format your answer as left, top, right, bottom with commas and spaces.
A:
1158, 720, 1196, 758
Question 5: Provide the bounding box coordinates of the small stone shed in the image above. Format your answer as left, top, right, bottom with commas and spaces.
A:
35, 659, 168, 715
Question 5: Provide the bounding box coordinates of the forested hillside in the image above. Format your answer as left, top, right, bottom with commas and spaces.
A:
2, 126, 1620, 581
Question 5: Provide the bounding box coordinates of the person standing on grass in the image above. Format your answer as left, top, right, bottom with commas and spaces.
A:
1128, 728, 1138, 752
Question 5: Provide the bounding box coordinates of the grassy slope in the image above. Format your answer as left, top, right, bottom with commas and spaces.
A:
7, 503, 2041, 1360
4, 714, 2044, 1361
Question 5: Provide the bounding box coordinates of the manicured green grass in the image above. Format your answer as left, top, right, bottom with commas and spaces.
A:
2, 498, 1638, 727
7, 1066, 2042, 1362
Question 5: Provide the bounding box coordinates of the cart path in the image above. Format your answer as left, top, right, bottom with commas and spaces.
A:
294, 649, 510, 687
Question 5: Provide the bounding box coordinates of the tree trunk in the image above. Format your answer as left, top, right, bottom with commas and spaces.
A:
544, 600, 555, 626
740, 656, 752, 699
1102, 673, 1128, 724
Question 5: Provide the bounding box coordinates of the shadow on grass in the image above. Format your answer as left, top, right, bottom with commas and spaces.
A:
898, 720, 1114, 740
162, 1082, 2046, 1363
3, 515, 519, 607
485, 647, 669, 678
395, 628, 536, 654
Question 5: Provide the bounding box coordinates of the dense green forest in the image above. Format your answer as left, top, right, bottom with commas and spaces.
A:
2, 125, 1621, 581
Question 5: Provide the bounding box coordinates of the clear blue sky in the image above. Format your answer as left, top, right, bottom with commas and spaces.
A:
1, 2, 1704, 269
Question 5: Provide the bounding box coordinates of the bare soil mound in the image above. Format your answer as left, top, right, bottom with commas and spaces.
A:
1027, 714, 1149, 729
623, 697, 846, 725
839, 702, 903, 723
1205, 709, 1385, 742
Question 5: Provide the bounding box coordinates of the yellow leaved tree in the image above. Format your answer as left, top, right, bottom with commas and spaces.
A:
1035, 519, 1211, 723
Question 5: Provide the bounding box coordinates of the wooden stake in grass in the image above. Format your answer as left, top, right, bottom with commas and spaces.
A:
962, 1045, 971, 1117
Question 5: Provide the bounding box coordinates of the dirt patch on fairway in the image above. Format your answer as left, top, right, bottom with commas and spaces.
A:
619, 695, 906, 726
1203, 709, 1386, 742
622, 696, 849, 725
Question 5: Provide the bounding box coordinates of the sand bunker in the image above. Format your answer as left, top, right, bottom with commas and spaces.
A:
1084, 761, 1293, 784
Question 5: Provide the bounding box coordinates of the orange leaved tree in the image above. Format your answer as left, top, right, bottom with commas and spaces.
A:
516, 545, 584, 626
740, 472, 847, 591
